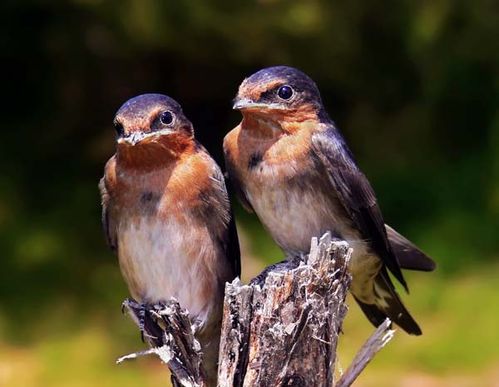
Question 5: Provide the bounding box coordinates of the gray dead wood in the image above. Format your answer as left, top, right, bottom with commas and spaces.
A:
118, 299, 207, 387
117, 233, 394, 386
217, 233, 352, 386
336, 318, 394, 387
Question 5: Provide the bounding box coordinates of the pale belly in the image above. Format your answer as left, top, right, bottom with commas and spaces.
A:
117, 216, 222, 323
246, 181, 381, 303
246, 181, 363, 254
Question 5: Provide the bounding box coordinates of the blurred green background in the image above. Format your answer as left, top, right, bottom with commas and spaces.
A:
1, 1, 498, 386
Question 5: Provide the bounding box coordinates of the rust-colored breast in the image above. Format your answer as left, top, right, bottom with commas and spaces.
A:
113, 147, 213, 223
224, 120, 317, 188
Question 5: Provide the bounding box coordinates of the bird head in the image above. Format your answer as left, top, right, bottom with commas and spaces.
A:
114, 93, 194, 146
233, 66, 327, 129
113, 94, 195, 166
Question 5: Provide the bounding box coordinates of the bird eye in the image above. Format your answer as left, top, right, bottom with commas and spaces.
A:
114, 121, 124, 137
160, 111, 174, 125
277, 85, 294, 100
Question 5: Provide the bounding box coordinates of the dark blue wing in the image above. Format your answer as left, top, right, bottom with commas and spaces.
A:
210, 161, 241, 278
311, 126, 408, 291
99, 175, 118, 253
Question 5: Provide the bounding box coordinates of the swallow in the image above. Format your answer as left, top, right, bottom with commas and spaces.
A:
99, 93, 240, 383
224, 66, 435, 335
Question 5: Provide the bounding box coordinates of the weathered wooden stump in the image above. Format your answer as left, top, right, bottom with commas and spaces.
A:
118, 233, 394, 386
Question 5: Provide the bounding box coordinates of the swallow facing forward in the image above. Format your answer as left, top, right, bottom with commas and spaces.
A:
99, 94, 240, 382
224, 66, 435, 335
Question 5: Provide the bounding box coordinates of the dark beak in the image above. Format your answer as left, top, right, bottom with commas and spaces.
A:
233, 98, 270, 111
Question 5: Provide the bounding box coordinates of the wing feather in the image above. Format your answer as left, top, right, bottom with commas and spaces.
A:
99, 174, 118, 253
223, 141, 254, 213
311, 128, 408, 291
210, 162, 242, 278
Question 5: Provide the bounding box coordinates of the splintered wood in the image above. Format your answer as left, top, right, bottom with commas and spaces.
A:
119, 299, 207, 387
218, 233, 352, 386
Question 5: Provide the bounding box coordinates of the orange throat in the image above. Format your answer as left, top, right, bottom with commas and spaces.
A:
240, 106, 318, 138
116, 134, 195, 171
240, 113, 284, 139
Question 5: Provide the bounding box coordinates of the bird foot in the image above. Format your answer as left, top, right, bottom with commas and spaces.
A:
122, 298, 149, 342
249, 258, 300, 285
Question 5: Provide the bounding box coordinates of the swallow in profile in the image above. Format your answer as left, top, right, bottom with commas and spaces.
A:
99, 93, 240, 383
224, 66, 435, 335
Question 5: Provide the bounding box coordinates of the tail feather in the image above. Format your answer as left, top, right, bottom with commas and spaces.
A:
354, 268, 422, 335
353, 296, 388, 328
386, 224, 436, 272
